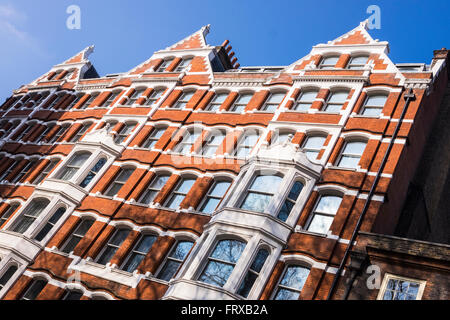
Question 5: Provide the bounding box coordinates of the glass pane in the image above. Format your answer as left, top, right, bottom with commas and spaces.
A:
304, 136, 326, 149
63, 291, 83, 300
268, 92, 285, 103
237, 271, 258, 298
110, 229, 131, 246
316, 196, 342, 215
288, 181, 304, 200
116, 168, 135, 182
122, 253, 145, 273
201, 198, 221, 214
96, 247, 117, 265
275, 288, 300, 300
338, 156, 361, 168
214, 93, 228, 104
105, 183, 122, 197
177, 179, 196, 194
277, 200, 295, 222
157, 260, 181, 281
351, 56, 369, 65
329, 92, 349, 103
135, 235, 156, 253
62, 236, 81, 254
167, 194, 185, 209
362, 107, 382, 117
250, 249, 269, 273
280, 266, 310, 290
0, 265, 18, 287
250, 175, 283, 192
210, 181, 231, 197
139, 190, 157, 205
299, 91, 318, 102
308, 214, 334, 234
70, 153, 91, 167
210, 239, 246, 264
324, 104, 342, 113
237, 94, 253, 104
241, 193, 272, 213
170, 241, 194, 260
321, 57, 339, 66
199, 261, 234, 287
294, 103, 311, 112
343, 141, 366, 155
152, 175, 170, 190
366, 95, 387, 106
22, 280, 47, 300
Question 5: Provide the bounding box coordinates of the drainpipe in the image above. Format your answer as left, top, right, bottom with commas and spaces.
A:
326, 88, 416, 300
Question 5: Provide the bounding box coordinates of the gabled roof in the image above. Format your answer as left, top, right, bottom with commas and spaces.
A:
61, 45, 95, 65
165, 25, 211, 50
327, 20, 376, 46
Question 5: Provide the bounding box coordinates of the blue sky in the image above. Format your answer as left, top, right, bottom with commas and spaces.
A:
0, 0, 448, 100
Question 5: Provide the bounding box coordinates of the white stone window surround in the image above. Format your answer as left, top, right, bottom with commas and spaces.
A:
334, 135, 369, 171
222, 162, 317, 228
377, 273, 427, 300
3, 192, 74, 242
0, 253, 28, 299
47, 145, 114, 192
169, 226, 282, 300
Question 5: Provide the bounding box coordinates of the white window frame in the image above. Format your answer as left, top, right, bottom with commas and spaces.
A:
377, 273, 426, 300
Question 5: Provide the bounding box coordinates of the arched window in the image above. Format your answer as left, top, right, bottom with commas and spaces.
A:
271, 130, 296, 145
229, 93, 253, 112
104, 167, 135, 197
206, 92, 228, 111
174, 57, 193, 72
46, 94, 64, 110
35, 123, 55, 143
19, 278, 47, 300
33, 159, 59, 184
102, 91, 120, 107
234, 131, 260, 158
237, 248, 270, 298
323, 91, 349, 113
34, 207, 67, 241
114, 122, 137, 144
274, 265, 310, 300
96, 228, 131, 265
0, 202, 20, 227
144, 88, 165, 106
61, 217, 95, 254
347, 56, 369, 70
49, 124, 70, 143
138, 174, 170, 205
156, 58, 174, 72
126, 88, 146, 106
67, 93, 84, 109
15, 122, 34, 141
240, 174, 283, 213
172, 90, 195, 109
157, 240, 194, 281
307, 195, 343, 234
121, 234, 157, 273
57, 152, 92, 181
164, 177, 196, 209
360, 94, 388, 117
70, 122, 92, 142
10, 198, 50, 234
337, 140, 367, 169
277, 181, 304, 222
198, 239, 246, 287
318, 56, 339, 69
199, 180, 232, 214
261, 91, 286, 112
302, 135, 327, 161
293, 90, 319, 112
0, 158, 21, 182
176, 129, 201, 154
201, 130, 226, 156
142, 126, 167, 149
0, 265, 18, 291
79, 93, 99, 109
79, 157, 107, 188
11, 159, 37, 183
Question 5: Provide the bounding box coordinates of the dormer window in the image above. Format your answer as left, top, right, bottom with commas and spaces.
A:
174, 58, 193, 72
156, 59, 174, 72
318, 56, 339, 69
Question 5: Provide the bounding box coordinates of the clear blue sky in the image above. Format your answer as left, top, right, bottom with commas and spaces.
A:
0, 0, 448, 100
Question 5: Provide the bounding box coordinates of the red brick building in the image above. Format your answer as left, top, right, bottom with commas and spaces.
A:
0, 21, 448, 300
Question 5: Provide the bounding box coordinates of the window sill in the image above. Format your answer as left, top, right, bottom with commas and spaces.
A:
326, 165, 357, 172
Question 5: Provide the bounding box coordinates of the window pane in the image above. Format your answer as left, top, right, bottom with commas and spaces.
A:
316, 196, 342, 215
321, 57, 339, 66
362, 107, 382, 117
338, 156, 360, 168
177, 179, 196, 193
170, 241, 194, 260
198, 260, 234, 287
210, 182, 231, 197
304, 136, 326, 149
343, 141, 366, 155
241, 193, 272, 212
21, 279, 47, 300
237, 271, 258, 298
366, 95, 387, 106
250, 175, 283, 192
0, 265, 18, 288
299, 91, 318, 102
351, 56, 369, 65
158, 260, 181, 282
275, 288, 300, 300
329, 92, 348, 103
279, 266, 310, 291
201, 198, 221, 214
210, 239, 246, 264
308, 214, 334, 234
